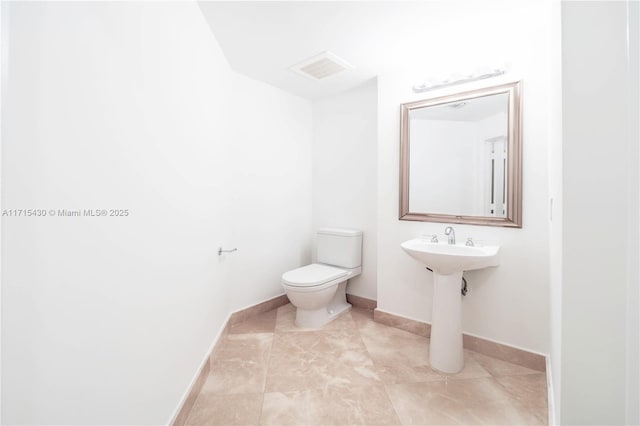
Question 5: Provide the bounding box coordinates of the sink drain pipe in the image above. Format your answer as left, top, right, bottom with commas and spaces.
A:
425, 267, 469, 296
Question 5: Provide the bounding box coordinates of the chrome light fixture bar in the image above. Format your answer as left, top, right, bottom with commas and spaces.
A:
412, 69, 505, 93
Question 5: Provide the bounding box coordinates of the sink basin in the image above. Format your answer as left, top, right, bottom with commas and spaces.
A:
401, 238, 500, 275
400, 237, 500, 374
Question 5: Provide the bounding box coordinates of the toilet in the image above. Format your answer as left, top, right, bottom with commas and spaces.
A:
281, 228, 362, 328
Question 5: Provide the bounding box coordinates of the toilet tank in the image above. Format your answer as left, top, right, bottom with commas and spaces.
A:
316, 228, 362, 269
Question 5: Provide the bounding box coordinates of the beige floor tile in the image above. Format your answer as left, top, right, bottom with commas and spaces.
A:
271, 327, 364, 356
386, 378, 543, 425
260, 385, 401, 426
204, 333, 273, 395
495, 373, 549, 425
228, 309, 277, 334
433, 350, 493, 381
265, 329, 381, 392
350, 307, 375, 327
215, 332, 273, 360
470, 350, 543, 377
374, 349, 491, 385
373, 363, 441, 385
185, 392, 263, 426
185, 306, 548, 425
359, 320, 430, 367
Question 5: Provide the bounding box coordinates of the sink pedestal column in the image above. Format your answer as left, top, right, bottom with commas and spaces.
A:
429, 271, 464, 373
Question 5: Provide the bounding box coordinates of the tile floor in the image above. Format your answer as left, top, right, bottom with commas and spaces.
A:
185, 304, 548, 425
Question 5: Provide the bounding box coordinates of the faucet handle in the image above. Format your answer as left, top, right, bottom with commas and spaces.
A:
465, 237, 475, 246
421, 233, 438, 243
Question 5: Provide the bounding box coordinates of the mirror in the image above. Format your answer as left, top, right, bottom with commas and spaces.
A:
399, 81, 522, 228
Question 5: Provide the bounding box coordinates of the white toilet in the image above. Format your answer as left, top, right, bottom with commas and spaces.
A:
281, 228, 362, 328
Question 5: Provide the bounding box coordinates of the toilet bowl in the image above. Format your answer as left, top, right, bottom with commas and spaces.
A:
281, 228, 362, 328
282, 263, 361, 328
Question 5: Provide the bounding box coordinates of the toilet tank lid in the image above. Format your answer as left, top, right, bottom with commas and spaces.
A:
317, 228, 362, 237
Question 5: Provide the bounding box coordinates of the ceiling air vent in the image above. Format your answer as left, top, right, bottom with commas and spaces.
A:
290, 51, 353, 80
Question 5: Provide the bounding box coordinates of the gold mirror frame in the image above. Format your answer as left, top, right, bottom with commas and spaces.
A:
399, 81, 522, 228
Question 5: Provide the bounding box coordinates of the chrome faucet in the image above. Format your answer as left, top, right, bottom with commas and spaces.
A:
444, 226, 456, 244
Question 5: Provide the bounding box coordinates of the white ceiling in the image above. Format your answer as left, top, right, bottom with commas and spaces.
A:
198, 1, 534, 100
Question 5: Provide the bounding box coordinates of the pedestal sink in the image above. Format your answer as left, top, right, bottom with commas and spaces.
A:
400, 238, 500, 373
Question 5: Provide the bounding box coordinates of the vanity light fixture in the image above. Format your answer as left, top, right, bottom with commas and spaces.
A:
412, 69, 505, 93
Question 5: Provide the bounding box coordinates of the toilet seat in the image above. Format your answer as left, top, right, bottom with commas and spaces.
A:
282, 264, 347, 288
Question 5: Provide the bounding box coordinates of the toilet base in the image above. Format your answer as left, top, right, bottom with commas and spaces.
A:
294, 281, 352, 328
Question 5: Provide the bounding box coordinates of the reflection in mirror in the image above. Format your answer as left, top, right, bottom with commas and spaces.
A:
400, 81, 522, 227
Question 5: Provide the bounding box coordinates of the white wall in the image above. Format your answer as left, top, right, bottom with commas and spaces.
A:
2, 3, 234, 424
376, 0, 552, 354
312, 79, 378, 300
627, 2, 640, 423
0, 2, 6, 421
228, 72, 312, 311
1, 2, 313, 424
547, 0, 563, 422
560, 2, 637, 424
